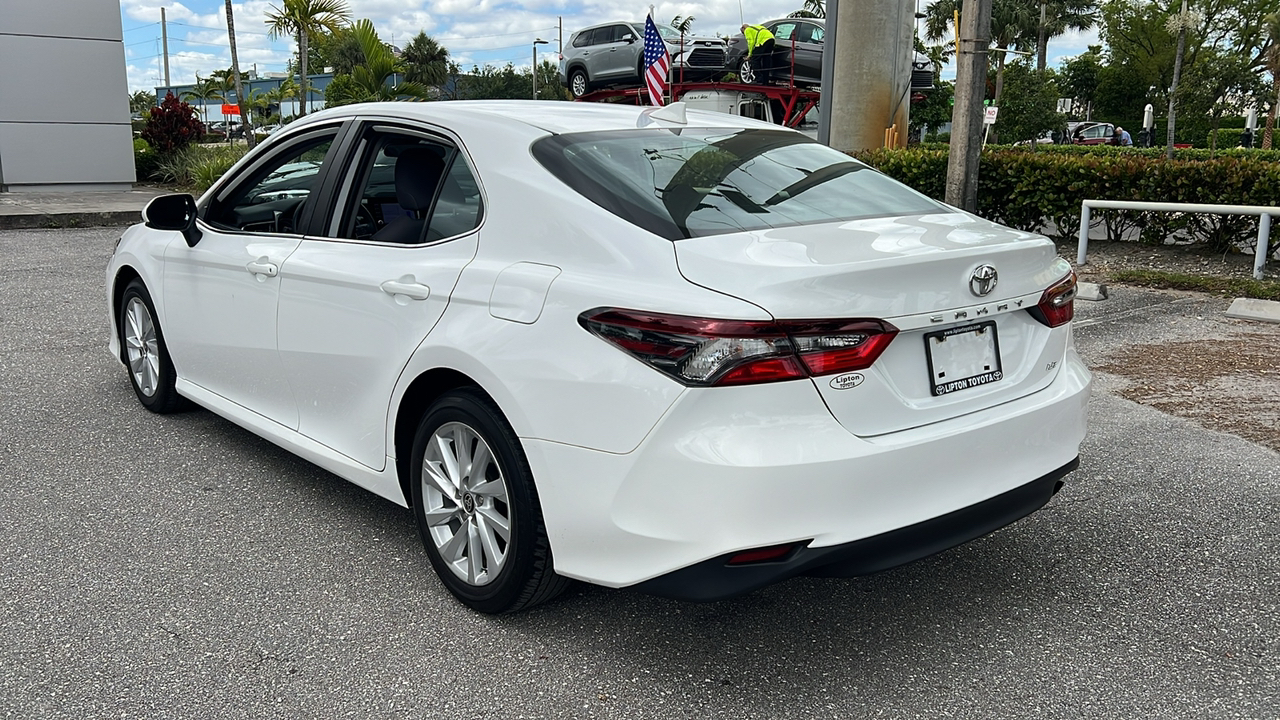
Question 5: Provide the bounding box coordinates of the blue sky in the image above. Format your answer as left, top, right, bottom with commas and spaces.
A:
119, 0, 1101, 93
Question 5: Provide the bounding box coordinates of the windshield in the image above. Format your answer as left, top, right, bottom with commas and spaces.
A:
532, 128, 945, 240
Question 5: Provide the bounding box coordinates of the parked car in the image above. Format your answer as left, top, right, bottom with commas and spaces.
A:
559, 21, 728, 97
1069, 121, 1115, 145
109, 101, 1089, 614
726, 19, 936, 90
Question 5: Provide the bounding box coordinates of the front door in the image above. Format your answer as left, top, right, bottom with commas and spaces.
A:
277, 123, 484, 470
163, 125, 343, 427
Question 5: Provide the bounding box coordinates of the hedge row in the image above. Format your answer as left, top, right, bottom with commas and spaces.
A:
921, 142, 1280, 163
854, 146, 1280, 254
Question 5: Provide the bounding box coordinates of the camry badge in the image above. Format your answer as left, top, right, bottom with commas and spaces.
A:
970, 265, 998, 297
829, 372, 865, 390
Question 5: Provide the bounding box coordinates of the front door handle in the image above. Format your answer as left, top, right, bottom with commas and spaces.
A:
381, 280, 431, 301
246, 258, 278, 279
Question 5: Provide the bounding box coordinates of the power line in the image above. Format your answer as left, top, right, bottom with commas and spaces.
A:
436, 26, 558, 41
122, 21, 160, 32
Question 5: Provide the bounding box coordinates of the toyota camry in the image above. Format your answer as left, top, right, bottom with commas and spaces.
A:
107, 101, 1090, 613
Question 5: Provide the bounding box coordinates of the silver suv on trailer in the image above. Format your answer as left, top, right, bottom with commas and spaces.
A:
559, 21, 728, 97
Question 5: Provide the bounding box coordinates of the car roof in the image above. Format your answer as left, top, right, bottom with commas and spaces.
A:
299, 100, 783, 136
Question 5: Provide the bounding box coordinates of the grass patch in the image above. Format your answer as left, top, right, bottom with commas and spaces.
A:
1109, 269, 1280, 301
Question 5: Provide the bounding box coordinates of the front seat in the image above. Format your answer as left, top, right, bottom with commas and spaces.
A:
371, 147, 445, 244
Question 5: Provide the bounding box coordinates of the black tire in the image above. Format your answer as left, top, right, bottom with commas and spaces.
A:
569, 69, 590, 98
410, 388, 570, 613
118, 278, 188, 413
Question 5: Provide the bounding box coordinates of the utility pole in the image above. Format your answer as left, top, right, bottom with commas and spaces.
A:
945, 0, 992, 212
827, 0, 914, 152
559, 16, 563, 57
161, 7, 170, 87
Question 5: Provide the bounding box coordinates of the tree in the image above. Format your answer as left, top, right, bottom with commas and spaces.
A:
310, 26, 364, 75
402, 31, 450, 91
1264, 11, 1280, 149
910, 80, 955, 138
787, 0, 825, 19
1060, 46, 1103, 118
128, 91, 156, 117
265, 0, 351, 117
671, 15, 695, 34
225, 0, 255, 149
1034, 1, 1097, 71
181, 77, 225, 122
1165, 0, 1196, 158
323, 18, 428, 106
995, 62, 1065, 143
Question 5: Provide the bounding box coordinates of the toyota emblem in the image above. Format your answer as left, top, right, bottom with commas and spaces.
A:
969, 265, 998, 297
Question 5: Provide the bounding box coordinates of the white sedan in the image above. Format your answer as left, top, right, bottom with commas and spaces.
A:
108, 101, 1090, 613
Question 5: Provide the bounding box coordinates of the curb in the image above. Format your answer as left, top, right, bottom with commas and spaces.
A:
0, 211, 141, 231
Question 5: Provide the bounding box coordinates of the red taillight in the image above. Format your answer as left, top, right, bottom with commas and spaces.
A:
579, 308, 898, 387
1030, 272, 1077, 328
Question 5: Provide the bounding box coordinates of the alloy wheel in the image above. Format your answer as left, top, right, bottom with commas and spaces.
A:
123, 296, 160, 397
420, 421, 512, 586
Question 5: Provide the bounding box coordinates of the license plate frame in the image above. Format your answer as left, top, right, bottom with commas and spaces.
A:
923, 320, 1004, 397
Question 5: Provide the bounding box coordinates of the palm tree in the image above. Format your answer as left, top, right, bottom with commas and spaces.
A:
1033, 1, 1096, 71
128, 91, 156, 116
327, 19, 429, 105
926, 0, 1035, 107
225, 0, 255, 148
671, 15, 695, 34
181, 76, 225, 123
787, 0, 824, 19
401, 31, 450, 91
1263, 11, 1280, 149
265, 0, 351, 117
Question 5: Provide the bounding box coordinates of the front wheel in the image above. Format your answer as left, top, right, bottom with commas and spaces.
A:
569, 69, 590, 98
739, 57, 757, 84
410, 389, 569, 613
118, 278, 187, 413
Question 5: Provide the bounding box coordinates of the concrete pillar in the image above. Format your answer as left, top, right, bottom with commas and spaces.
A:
827, 0, 915, 153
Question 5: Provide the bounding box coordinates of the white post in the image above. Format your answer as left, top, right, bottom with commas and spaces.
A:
1256, 213, 1271, 280
1077, 203, 1091, 266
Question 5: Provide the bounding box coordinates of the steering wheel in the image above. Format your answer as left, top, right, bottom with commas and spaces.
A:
275, 196, 307, 234
353, 202, 379, 239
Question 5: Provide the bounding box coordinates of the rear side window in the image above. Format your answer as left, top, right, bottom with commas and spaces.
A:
532, 128, 944, 240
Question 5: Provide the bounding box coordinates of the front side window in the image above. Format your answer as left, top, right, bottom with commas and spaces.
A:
532, 128, 943, 240
206, 131, 336, 233
772, 22, 797, 41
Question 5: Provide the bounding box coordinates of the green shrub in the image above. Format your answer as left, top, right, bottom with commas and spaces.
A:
133, 138, 160, 181
854, 145, 1280, 255
152, 145, 248, 191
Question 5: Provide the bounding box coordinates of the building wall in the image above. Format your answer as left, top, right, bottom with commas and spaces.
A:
0, 0, 135, 191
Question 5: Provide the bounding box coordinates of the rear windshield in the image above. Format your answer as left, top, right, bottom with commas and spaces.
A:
531, 128, 944, 240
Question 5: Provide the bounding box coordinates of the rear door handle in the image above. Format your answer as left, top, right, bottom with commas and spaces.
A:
381, 280, 431, 301
246, 258, 278, 279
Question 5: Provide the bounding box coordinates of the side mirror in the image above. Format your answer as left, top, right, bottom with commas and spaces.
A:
621, 33, 635, 43
143, 193, 202, 247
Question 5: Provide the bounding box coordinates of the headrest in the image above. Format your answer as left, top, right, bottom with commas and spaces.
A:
395, 147, 446, 212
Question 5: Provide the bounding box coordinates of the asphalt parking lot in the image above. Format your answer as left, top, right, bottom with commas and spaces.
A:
2, 227, 1277, 719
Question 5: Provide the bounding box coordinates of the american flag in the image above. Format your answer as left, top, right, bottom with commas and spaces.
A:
642, 14, 670, 107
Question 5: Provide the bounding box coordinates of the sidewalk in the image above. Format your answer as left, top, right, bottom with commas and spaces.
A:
0, 186, 167, 230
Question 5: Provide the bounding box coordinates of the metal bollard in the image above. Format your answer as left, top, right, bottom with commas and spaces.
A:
1077, 203, 1091, 266
1256, 213, 1271, 280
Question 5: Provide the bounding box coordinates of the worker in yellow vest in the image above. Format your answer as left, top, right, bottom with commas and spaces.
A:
740, 23, 777, 84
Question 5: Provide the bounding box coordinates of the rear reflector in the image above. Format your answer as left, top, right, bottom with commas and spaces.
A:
579, 309, 898, 387
727, 543, 800, 565
1029, 271, 1077, 328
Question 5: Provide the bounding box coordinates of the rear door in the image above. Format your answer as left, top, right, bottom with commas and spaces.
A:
794, 22, 825, 84
276, 121, 483, 470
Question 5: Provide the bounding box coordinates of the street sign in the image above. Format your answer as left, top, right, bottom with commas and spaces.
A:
220, 103, 238, 115
983, 106, 999, 125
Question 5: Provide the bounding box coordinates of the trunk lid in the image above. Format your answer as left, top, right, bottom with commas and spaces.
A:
674, 212, 1073, 436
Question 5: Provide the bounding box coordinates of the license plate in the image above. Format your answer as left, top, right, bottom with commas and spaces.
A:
924, 321, 1003, 396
